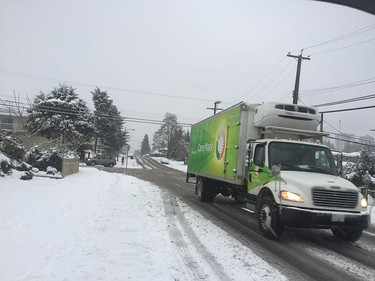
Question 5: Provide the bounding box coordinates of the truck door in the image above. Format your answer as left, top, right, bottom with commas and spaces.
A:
223, 115, 240, 179
248, 143, 267, 191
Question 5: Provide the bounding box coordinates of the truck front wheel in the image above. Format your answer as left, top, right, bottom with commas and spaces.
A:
257, 196, 283, 239
331, 226, 363, 242
196, 177, 215, 202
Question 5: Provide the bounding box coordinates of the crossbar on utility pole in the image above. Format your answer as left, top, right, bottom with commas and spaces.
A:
207, 101, 223, 115
287, 51, 310, 104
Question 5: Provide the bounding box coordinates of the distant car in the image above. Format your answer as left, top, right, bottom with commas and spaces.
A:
160, 158, 169, 164
86, 155, 116, 167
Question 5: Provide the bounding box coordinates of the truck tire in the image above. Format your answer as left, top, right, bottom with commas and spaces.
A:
90, 161, 96, 166
196, 177, 215, 202
331, 226, 363, 242
108, 163, 114, 168
257, 196, 283, 239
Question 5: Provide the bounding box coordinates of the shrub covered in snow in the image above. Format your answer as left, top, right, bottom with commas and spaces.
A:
0, 136, 31, 177
343, 150, 375, 192
20, 171, 33, 180
46, 166, 58, 175
0, 159, 12, 175
25, 148, 62, 172
0, 135, 25, 162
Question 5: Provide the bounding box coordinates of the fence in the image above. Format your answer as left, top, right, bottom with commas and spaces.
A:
61, 157, 80, 177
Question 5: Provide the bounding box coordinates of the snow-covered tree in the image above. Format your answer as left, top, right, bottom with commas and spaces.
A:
169, 127, 190, 160
344, 150, 375, 187
152, 113, 189, 159
26, 84, 95, 151
140, 134, 151, 155
91, 87, 126, 155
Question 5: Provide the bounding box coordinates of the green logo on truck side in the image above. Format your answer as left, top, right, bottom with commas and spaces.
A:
216, 128, 226, 160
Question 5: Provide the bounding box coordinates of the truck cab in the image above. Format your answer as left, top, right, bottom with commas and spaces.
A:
247, 139, 369, 241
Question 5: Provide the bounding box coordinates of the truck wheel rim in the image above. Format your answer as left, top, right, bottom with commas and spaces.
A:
260, 205, 272, 230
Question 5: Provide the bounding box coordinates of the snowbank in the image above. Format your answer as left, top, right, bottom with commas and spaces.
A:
0, 166, 286, 280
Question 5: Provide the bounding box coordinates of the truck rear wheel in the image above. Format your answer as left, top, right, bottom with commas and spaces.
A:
257, 196, 283, 239
331, 226, 363, 242
196, 177, 215, 202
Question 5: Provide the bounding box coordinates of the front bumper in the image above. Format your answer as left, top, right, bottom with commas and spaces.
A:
280, 206, 369, 229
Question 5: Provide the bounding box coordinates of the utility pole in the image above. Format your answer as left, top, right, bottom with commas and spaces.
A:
207, 101, 223, 114
287, 51, 310, 104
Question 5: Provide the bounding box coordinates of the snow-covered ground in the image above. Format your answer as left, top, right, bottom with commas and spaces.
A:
151, 156, 188, 172
1, 156, 375, 280
0, 159, 287, 281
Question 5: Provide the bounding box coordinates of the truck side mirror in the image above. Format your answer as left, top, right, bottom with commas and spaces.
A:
272, 165, 281, 176
246, 143, 253, 166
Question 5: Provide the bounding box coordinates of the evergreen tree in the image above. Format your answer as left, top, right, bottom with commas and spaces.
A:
91, 87, 126, 155
26, 84, 94, 151
140, 134, 151, 155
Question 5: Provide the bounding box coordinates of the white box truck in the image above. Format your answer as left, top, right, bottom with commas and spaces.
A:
187, 102, 369, 241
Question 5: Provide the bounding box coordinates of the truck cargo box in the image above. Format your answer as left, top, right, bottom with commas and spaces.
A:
187, 102, 249, 185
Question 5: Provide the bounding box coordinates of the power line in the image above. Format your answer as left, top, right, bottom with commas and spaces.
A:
302, 23, 375, 50
300, 77, 375, 97
320, 105, 375, 113
232, 56, 287, 103
243, 60, 294, 103
0, 69, 220, 103
254, 67, 296, 103
278, 91, 294, 102
325, 135, 375, 148
308, 37, 375, 56
313, 94, 375, 107
323, 120, 375, 144
0, 98, 192, 127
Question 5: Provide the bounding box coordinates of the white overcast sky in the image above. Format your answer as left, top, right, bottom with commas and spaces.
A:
0, 0, 374, 149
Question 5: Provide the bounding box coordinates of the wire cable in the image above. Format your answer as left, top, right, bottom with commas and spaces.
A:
231, 56, 287, 103
0, 70, 220, 103
302, 23, 375, 51
308, 37, 375, 56
313, 94, 375, 107
300, 77, 375, 97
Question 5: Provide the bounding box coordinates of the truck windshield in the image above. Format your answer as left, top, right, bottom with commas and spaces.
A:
268, 142, 338, 176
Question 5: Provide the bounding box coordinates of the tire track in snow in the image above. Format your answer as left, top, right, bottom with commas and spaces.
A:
160, 190, 231, 281
135, 155, 152, 169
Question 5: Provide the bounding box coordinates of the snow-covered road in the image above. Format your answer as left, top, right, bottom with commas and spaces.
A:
0, 166, 287, 281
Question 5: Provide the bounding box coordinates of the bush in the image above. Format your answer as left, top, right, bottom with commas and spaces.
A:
20, 171, 33, 180
15, 162, 31, 172
343, 150, 375, 187
0, 136, 25, 161
0, 159, 12, 175
46, 166, 58, 175
25, 148, 62, 172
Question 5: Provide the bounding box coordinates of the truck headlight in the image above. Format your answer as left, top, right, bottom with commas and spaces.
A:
280, 191, 304, 202
360, 198, 368, 208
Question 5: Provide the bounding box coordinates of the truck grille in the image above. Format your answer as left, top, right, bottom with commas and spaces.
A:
312, 187, 358, 209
